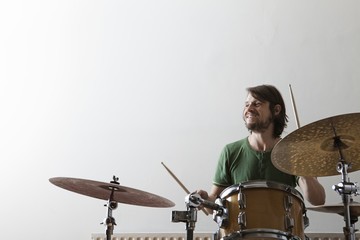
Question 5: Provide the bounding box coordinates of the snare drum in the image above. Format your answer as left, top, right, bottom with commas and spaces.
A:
213, 181, 307, 240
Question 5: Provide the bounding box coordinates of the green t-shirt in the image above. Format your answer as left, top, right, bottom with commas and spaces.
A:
213, 137, 297, 188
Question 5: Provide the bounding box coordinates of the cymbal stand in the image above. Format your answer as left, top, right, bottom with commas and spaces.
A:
333, 160, 359, 240
101, 176, 119, 240
171, 194, 200, 240
331, 133, 359, 240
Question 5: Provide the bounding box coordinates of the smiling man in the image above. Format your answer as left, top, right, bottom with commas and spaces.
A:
196, 85, 325, 212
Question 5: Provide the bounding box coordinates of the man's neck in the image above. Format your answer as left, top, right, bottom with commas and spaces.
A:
248, 132, 280, 152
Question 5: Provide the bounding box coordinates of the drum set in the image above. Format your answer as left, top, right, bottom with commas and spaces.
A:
49, 112, 360, 240
172, 112, 360, 240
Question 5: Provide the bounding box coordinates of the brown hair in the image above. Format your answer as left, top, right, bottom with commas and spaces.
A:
246, 85, 288, 138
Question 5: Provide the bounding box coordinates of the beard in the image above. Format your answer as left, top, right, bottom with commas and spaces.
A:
245, 115, 273, 133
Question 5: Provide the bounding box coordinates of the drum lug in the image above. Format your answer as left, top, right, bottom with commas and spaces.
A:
284, 194, 293, 211
237, 188, 246, 228
285, 213, 294, 232
238, 212, 246, 229
284, 194, 294, 233
238, 192, 246, 209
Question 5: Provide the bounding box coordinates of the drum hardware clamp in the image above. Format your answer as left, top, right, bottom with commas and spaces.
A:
171, 193, 199, 240
186, 192, 228, 223
172, 192, 226, 240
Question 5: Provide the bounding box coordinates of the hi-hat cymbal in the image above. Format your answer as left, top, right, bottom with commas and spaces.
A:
49, 177, 175, 208
307, 202, 360, 217
271, 112, 360, 177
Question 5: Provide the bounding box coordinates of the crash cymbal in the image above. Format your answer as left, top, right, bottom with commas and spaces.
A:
307, 202, 360, 217
49, 177, 175, 208
271, 112, 360, 177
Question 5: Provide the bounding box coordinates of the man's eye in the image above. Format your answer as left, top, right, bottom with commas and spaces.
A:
245, 101, 262, 107
254, 102, 261, 107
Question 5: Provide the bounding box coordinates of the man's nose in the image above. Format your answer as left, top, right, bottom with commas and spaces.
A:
246, 103, 255, 110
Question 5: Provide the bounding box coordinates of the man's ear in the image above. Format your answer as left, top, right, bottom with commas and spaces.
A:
274, 104, 281, 116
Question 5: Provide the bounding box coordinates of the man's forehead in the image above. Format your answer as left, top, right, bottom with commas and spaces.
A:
245, 93, 264, 102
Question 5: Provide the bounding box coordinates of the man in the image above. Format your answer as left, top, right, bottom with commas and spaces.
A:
197, 85, 325, 213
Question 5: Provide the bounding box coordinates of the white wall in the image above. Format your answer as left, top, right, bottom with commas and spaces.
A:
1, 1, 360, 240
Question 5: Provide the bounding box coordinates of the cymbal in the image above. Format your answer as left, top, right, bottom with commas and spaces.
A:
49, 177, 175, 208
307, 202, 360, 217
271, 112, 360, 176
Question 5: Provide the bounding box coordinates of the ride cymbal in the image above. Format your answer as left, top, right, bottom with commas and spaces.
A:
49, 177, 175, 208
307, 202, 360, 217
271, 112, 360, 177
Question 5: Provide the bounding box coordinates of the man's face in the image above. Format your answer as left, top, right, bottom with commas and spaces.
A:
243, 93, 273, 133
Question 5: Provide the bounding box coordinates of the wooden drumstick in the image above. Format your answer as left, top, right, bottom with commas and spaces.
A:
289, 84, 301, 129
288, 86, 320, 181
161, 162, 209, 216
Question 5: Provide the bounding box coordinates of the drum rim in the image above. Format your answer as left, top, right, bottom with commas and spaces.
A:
220, 228, 295, 240
241, 228, 290, 237
219, 180, 304, 201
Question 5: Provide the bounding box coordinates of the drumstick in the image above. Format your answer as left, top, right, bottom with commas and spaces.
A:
161, 162, 209, 216
161, 162, 191, 194
289, 86, 320, 181
288, 84, 301, 129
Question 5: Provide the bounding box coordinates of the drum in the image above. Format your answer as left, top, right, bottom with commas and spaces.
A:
213, 181, 307, 240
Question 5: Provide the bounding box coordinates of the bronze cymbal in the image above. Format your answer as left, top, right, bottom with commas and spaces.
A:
271, 112, 360, 177
307, 202, 360, 217
49, 177, 175, 208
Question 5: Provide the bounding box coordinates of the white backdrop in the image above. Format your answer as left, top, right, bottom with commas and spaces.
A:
1, 1, 360, 240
